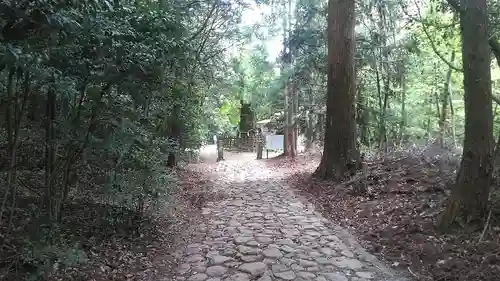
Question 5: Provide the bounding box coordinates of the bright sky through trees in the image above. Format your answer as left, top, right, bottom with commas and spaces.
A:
239, 1, 283, 62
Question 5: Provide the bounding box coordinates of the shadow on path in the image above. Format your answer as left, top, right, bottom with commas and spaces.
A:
173, 154, 408, 281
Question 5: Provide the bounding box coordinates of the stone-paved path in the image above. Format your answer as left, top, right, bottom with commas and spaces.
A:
174, 153, 406, 281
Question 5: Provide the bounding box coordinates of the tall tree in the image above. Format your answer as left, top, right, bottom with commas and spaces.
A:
439, 0, 493, 229
313, 0, 359, 180
282, 0, 296, 157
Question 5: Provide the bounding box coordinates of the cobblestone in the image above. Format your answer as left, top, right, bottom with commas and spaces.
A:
174, 157, 406, 281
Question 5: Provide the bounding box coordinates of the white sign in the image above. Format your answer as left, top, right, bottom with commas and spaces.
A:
266, 135, 284, 150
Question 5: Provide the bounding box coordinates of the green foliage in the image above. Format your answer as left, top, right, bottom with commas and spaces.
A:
4, 0, 500, 278
21, 238, 88, 281
270, 0, 474, 148
0, 0, 245, 279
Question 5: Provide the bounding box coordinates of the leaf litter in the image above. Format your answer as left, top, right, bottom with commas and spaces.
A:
264, 146, 500, 281
0, 165, 225, 281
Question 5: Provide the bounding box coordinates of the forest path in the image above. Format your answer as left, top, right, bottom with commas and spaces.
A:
174, 151, 407, 281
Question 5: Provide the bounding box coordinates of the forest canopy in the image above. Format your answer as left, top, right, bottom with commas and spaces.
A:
1, 0, 500, 280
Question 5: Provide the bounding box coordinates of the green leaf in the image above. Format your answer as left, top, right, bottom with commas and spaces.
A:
87, 86, 101, 101
3, 45, 18, 66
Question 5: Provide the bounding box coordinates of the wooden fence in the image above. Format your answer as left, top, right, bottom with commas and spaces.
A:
217, 135, 257, 152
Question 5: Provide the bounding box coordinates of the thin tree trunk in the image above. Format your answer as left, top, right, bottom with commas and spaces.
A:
377, 3, 390, 152
399, 74, 407, 145
316, 112, 324, 146
439, 51, 456, 148
449, 87, 456, 148
56, 83, 111, 220
282, 0, 290, 156
289, 0, 297, 157
44, 88, 56, 218
357, 80, 369, 146
167, 103, 181, 167
7, 71, 30, 228
426, 116, 432, 144
305, 110, 315, 150
0, 68, 21, 223
283, 86, 290, 156
287, 80, 296, 158
374, 58, 386, 150
380, 76, 389, 152
305, 77, 315, 150
0, 68, 16, 221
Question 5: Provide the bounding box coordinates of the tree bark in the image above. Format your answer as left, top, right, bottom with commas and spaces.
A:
289, 0, 298, 157
282, 0, 290, 157
356, 80, 369, 146
166, 104, 181, 167
290, 81, 298, 157
449, 87, 456, 148
283, 85, 290, 156
373, 57, 385, 149
316, 112, 324, 146
305, 72, 316, 150
287, 81, 297, 157
239, 101, 254, 134
438, 51, 456, 148
305, 112, 314, 150
399, 74, 407, 144
439, 0, 493, 230
313, 0, 358, 180
0, 68, 19, 222
44, 88, 56, 217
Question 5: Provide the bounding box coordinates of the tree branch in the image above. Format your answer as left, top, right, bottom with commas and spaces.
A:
444, 0, 500, 104
398, 0, 457, 28
411, 0, 463, 71
189, 2, 217, 41
493, 92, 500, 106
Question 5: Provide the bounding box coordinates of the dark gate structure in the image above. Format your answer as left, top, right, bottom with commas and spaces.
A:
216, 130, 264, 161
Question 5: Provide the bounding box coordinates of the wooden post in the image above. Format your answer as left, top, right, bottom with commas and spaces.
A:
256, 129, 263, 160
216, 137, 224, 162
256, 142, 263, 160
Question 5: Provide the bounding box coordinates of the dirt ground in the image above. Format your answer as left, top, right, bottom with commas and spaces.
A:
6, 147, 498, 281
264, 150, 500, 281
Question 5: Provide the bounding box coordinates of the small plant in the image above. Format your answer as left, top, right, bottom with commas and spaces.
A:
20, 236, 88, 281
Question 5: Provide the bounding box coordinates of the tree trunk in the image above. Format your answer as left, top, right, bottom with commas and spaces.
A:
281, 0, 293, 157
438, 51, 456, 148
305, 110, 315, 150
399, 74, 407, 144
0, 68, 21, 222
374, 57, 385, 149
289, 0, 298, 157
439, 0, 493, 230
316, 112, 324, 146
291, 84, 298, 156
356, 81, 369, 146
166, 104, 181, 167
380, 75, 389, 152
283, 85, 290, 156
305, 73, 316, 150
44, 88, 56, 218
287, 82, 297, 157
449, 89, 456, 148
313, 0, 358, 180
239, 101, 254, 134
